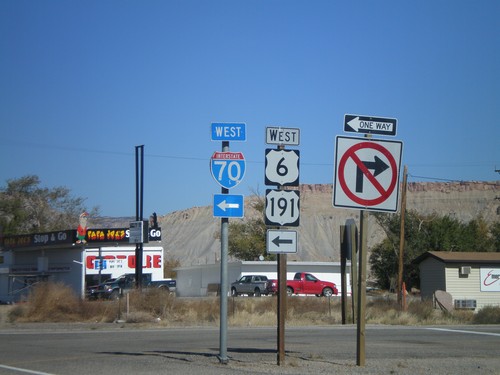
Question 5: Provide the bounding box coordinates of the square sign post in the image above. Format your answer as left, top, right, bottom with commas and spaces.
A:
211, 122, 246, 365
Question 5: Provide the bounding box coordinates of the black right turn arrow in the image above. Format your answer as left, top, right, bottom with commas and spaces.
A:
356, 156, 389, 193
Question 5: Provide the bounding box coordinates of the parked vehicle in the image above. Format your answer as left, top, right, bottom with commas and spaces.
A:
146, 279, 176, 292
86, 273, 152, 299
231, 275, 270, 297
86, 278, 116, 300
267, 272, 338, 297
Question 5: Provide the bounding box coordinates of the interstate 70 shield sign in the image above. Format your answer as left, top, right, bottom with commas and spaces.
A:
210, 151, 246, 189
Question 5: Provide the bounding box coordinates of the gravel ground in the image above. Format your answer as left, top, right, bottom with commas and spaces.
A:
1, 306, 499, 375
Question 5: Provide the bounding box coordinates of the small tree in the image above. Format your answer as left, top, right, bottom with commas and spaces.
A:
163, 256, 181, 279
227, 194, 275, 261
369, 210, 497, 290
0, 175, 98, 235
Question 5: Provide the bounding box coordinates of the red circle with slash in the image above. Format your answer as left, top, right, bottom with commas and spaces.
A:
338, 141, 397, 206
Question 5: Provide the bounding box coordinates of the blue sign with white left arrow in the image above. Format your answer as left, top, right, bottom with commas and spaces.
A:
213, 194, 244, 218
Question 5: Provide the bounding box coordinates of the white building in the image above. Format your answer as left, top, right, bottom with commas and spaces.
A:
414, 251, 500, 311
0, 228, 164, 303
175, 261, 350, 297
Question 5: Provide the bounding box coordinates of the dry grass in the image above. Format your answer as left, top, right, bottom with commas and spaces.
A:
4, 282, 499, 326
7, 282, 116, 323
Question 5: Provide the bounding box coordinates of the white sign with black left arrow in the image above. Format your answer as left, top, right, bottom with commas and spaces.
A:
267, 229, 297, 254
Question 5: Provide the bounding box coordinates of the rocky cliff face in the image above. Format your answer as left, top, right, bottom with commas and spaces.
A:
158, 182, 499, 266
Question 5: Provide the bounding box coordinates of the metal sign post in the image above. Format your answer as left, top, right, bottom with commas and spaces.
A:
219, 140, 230, 364
134, 145, 144, 290
210, 122, 246, 365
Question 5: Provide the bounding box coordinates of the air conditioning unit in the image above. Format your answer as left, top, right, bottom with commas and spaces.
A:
460, 266, 471, 275
454, 299, 476, 310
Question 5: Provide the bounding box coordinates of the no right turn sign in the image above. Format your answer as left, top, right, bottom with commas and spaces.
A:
333, 136, 403, 212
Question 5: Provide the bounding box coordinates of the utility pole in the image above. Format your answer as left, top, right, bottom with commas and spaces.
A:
397, 165, 408, 309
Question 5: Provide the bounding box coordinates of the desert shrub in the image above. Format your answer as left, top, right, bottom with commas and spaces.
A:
125, 311, 156, 323
288, 296, 340, 315
407, 300, 435, 322
7, 282, 117, 323
447, 309, 474, 324
229, 297, 277, 326
79, 300, 117, 322
5, 283, 492, 327
472, 306, 500, 324
15, 282, 82, 322
230, 296, 275, 316
366, 298, 399, 324
195, 298, 219, 322
127, 288, 175, 318
7, 304, 28, 322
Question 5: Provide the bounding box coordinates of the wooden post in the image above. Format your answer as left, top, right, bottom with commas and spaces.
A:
351, 224, 358, 324
340, 225, 347, 325
277, 253, 287, 365
402, 281, 407, 311
356, 210, 367, 366
398, 165, 408, 309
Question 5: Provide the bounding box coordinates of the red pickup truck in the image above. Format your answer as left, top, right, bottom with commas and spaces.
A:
267, 272, 338, 297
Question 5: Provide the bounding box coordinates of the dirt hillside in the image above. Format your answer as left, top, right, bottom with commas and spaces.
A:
158, 181, 499, 266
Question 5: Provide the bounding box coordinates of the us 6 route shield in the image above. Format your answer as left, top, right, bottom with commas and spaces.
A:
210, 151, 246, 189
265, 189, 300, 226
265, 149, 299, 187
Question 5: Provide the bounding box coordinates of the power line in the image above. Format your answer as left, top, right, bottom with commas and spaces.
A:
2, 139, 498, 180
408, 174, 463, 183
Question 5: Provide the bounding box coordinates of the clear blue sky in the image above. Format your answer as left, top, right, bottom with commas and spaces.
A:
1, 1, 499, 217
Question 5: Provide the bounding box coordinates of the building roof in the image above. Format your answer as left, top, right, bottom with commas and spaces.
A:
414, 251, 500, 265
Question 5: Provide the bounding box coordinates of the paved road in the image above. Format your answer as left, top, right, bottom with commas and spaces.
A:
0, 324, 499, 374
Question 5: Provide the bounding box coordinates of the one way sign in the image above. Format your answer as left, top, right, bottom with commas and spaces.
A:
344, 114, 397, 136
267, 230, 297, 254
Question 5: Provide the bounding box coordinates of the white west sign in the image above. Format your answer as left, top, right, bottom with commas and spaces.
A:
266, 126, 300, 146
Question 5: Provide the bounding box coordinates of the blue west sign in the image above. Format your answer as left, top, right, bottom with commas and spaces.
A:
211, 123, 246, 142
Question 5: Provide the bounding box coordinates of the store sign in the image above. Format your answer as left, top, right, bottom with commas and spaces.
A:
1, 227, 162, 250
2, 230, 75, 249
480, 268, 500, 292
85, 247, 164, 281
86, 227, 162, 243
